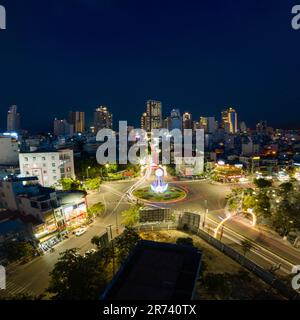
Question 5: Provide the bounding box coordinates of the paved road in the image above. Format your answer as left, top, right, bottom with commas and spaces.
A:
2, 178, 300, 297
1, 180, 134, 297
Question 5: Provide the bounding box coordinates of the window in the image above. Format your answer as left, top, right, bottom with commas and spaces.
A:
51, 156, 55, 160
42, 157, 46, 161
25, 157, 28, 161
41, 202, 50, 210
52, 163, 56, 167
31, 201, 39, 208
33, 157, 36, 161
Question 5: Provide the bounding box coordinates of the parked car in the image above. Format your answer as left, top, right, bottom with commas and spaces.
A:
75, 228, 87, 237
84, 248, 97, 256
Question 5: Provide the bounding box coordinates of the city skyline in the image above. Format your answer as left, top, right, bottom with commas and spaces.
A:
1, 0, 300, 132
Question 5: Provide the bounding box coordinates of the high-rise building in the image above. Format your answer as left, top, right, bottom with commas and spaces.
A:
163, 117, 172, 130
146, 100, 162, 131
239, 121, 247, 133
170, 109, 181, 130
0, 134, 19, 165
94, 106, 113, 132
7, 105, 21, 132
182, 112, 192, 130
207, 117, 217, 134
54, 119, 74, 136
68, 111, 85, 133
222, 107, 238, 134
141, 112, 148, 130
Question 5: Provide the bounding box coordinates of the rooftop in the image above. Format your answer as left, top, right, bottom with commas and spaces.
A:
102, 240, 202, 300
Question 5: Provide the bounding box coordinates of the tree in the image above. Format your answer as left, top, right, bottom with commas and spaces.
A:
243, 194, 256, 211
279, 182, 293, 195
176, 237, 194, 246
114, 227, 141, 265
47, 248, 110, 300
59, 178, 84, 191
166, 164, 176, 177
227, 196, 240, 213
87, 202, 105, 219
271, 199, 299, 237
254, 178, 272, 189
252, 191, 271, 220
121, 205, 141, 227
240, 239, 253, 256
3, 241, 35, 262
74, 158, 104, 180
84, 177, 102, 191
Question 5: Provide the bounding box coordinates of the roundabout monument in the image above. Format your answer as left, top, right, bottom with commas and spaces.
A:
133, 167, 187, 203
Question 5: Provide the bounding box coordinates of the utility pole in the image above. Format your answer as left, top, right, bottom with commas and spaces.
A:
202, 199, 208, 229
106, 224, 115, 276
220, 225, 224, 241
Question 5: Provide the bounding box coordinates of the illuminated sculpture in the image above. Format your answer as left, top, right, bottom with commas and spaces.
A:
150, 168, 168, 193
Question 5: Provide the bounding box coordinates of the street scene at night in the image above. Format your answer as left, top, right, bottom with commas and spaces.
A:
0, 0, 300, 314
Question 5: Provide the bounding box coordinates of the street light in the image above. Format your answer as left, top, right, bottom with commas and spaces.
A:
202, 199, 208, 229
86, 166, 91, 179
106, 224, 115, 276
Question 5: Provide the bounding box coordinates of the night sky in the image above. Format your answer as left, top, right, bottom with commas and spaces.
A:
0, 0, 300, 132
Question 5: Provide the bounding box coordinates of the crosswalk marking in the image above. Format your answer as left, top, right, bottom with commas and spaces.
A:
0, 279, 36, 298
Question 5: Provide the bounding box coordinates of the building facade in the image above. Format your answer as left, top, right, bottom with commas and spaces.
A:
170, 109, 181, 130
19, 149, 75, 187
222, 107, 238, 134
0, 134, 19, 166
68, 111, 85, 133
182, 112, 192, 130
94, 106, 113, 132
54, 119, 74, 136
7, 105, 20, 132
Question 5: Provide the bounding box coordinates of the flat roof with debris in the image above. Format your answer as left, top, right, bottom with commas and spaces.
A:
102, 240, 202, 300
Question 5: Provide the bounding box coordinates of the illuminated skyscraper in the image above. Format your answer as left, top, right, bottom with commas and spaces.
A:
141, 112, 148, 130
170, 109, 181, 130
146, 100, 162, 131
94, 106, 113, 132
141, 100, 162, 131
68, 111, 85, 133
7, 105, 20, 132
222, 107, 238, 134
182, 112, 192, 130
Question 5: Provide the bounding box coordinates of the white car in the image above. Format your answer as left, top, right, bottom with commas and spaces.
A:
75, 228, 87, 237
85, 248, 97, 255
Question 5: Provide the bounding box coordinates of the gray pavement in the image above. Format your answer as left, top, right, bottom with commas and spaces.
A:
2, 178, 300, 297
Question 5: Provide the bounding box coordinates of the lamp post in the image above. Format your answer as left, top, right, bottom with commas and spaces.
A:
106, 224, 115, 276
203, 199, 208, 229
86, 166, 91, 179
